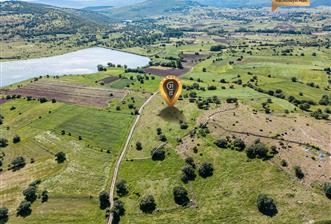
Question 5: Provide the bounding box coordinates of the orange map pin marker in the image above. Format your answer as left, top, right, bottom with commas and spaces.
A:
160, 75, 182, 107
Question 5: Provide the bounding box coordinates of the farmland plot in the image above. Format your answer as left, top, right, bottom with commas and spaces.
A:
1, 80, 127, 107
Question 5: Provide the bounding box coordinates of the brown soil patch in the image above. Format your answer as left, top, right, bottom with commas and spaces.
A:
144, 67, 189, 77
99, 76, 120, 84
1, 80, 126, 108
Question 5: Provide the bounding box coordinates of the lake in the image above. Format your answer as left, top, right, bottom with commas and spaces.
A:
0, 47, 150, 87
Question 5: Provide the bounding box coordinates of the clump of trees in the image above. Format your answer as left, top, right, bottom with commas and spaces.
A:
246, 140, 271, 160
173, 186, 189, 206
55, 152, 66, 163
210, 44, 226, 51
215, 138, 228, 148
99, 191, 110, 209
10, 156, 26, 171
97, 64, 107, 72
111, 200, 125, 223
181, 165, 196, 183
198, 162, 214, 178
139, 195, 156, 213
23, 185, 37, 202
310, 109, 329, 120
233, 138, 246, 151
16, 201, 32, 217
257, 194, 278, 217
116, 180, 129, 197
151, 148, 166, 161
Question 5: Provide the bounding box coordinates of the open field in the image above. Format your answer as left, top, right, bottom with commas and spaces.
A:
116, 95, 331, 224
1, 3, 331, 224
0, 92, 134, 223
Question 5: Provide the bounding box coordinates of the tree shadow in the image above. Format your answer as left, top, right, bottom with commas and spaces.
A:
158, 106, 185, 122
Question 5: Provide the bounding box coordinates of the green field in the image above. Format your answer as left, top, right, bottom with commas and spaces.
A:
0, 98, 133, 223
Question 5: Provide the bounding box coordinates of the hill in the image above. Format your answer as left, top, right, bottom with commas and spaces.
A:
196, 0, 331, 7
99, 0, 204, 20
0, 1, 111, 41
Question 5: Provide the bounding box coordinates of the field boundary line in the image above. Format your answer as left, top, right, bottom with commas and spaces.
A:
107, 91, 159, 224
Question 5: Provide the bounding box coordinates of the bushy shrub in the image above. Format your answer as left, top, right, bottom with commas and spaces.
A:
139, 195, 156, 213
257, 194, 278, 217
181, 165, 196, 183
246, 142, 270, 160
11, 156, 26, 171
0, 207, 9, 223
198, 162, 214, 178
16, 201, 32, 217
151, 148, 165, 161
55, 152, 66, 163
99, 191, 110, 209
323, 183, 331, 199
116, 180, 129, 197
294, 166, 304, 179
215, 138, 228, 148
23, 186, 37, 202
233, 138, 246, 151
112, 200, 125, 223
173, 186, 189, 206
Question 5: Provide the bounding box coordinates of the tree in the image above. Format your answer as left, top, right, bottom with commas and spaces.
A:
198, 162, 214, 178
159, 134, 167, 142
233, 138, 246, 151
55, 152, 66, 163
151, 148, 165, 161
182, 165, 196, 182
0, 207, 8, 223
136, 141, 142, 150
180, 122, 188, 129
16, 201, 32, 217
294, 166, 304, 179
323, 183, 331, 199
116, 180, 129, 197
99, 191, 110, 209
111, 200, 125, 223
139, 195, 156, 213
10, 156, 26, 171
23, 186, 37, 202
215, 138, 228, 148
0, 138, 8, 148
13, 135, 20, 143
41, 190, 49, 203
173, 186, 189, 206
257, 194, 278, 217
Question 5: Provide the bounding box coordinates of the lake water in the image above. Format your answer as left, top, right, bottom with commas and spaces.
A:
0, 47, 150, 87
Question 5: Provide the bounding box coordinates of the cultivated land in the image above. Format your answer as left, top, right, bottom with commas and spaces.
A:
1, 1, 331, 224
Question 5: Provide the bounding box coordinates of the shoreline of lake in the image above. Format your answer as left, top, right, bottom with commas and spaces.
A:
0, 47, 150, 87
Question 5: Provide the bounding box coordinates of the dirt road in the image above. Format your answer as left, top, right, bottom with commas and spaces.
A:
107, 91, 159, 224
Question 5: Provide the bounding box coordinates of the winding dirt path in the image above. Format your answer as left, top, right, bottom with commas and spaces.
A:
107, 91, 158, 224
